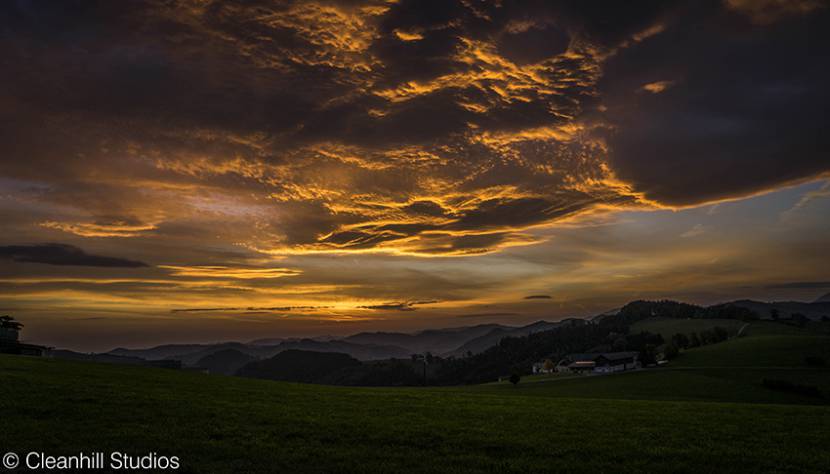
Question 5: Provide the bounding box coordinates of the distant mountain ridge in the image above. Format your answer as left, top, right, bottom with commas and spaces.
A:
343, 323, 510, 355
103, 321, 565, 365
75, 298, 830, 371
814, 292, 830, 304
108, 339, 411, 365
447, 319, 586, 356
195, 348, 255, 375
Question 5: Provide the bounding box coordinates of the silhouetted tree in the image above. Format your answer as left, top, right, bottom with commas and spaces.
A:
689, 332, 701, 348
805, 356, 826, 367
640, 344, 658, 366
664, 343, 679, 360
712, 326, 729, 343
791, 313, 809, 327
509, 372, 521, 386
671, 333, 690, 349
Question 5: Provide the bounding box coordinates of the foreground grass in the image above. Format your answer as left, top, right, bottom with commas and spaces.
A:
2, 355, 830, 473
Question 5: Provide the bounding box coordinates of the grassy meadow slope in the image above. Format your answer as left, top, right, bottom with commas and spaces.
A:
462, 368, 830, 405
461, 321, 830, 405
671, 321, 830, 368
2, 355, 829, 473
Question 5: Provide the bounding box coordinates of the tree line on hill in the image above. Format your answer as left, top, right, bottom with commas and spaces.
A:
237, 300, 702, 386
663, 326, 732, 360
235, 298, 829, 386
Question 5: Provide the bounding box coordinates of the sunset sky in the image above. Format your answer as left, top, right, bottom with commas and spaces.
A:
2, 0, 829, 351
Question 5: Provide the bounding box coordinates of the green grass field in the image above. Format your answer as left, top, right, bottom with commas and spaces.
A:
1, 355, 829, 473
469, 321, 830, 404
462, 368, 830, 405
2, 320, 829, 472
671, 322, 830, 368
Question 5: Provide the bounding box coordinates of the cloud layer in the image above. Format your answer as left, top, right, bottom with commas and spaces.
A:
0, 244, 148, 268
9, 0, 825, 257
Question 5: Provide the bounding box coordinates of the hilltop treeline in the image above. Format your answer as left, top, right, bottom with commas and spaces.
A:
610, 300, 759, 325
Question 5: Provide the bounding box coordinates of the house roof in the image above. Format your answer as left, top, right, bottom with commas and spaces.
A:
597, 352, 639, 361
561, 351, 639, 363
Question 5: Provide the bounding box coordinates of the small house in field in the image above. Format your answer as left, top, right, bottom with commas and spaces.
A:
554, 352, 640, 374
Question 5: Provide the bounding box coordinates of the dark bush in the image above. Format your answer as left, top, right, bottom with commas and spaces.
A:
663, 343, 679, 360
762, 379, 823, 398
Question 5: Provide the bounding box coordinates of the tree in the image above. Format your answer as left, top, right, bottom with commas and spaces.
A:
640, 344, 658, 366
688, 332, 701, 348
791, 313, 809, 327
671, 333, 689, 349
542, 359, 556, 373
712, 326, 729, 343
509, 372, 521, 386
664, 343, 679, 360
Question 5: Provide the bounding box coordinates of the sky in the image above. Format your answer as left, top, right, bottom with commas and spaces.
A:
1, 0, 829, 352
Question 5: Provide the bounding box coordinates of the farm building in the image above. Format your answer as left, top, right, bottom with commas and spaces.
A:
554, 352, 641, 374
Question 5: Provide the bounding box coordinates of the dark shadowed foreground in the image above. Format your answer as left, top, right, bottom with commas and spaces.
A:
1, 355, 828, 473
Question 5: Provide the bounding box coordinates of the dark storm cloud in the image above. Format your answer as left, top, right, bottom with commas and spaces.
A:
455, 312, 521, 319
598, 1, 830, 206
0, 244, 148, 268
359, 300, 438, 311
1, 0, 828, 258
765, 281, 830, 290
524, 295, 552, 300
171, 306, 329, 313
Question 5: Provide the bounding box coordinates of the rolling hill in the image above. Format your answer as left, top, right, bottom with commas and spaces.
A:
236, 350, 362, 383
459, 320, 830, 405
195, 348, 255, 376
815, 292, 830, 303
342, 323, 510, 354
729, 299, 830, 320
447, 319, 585, 356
